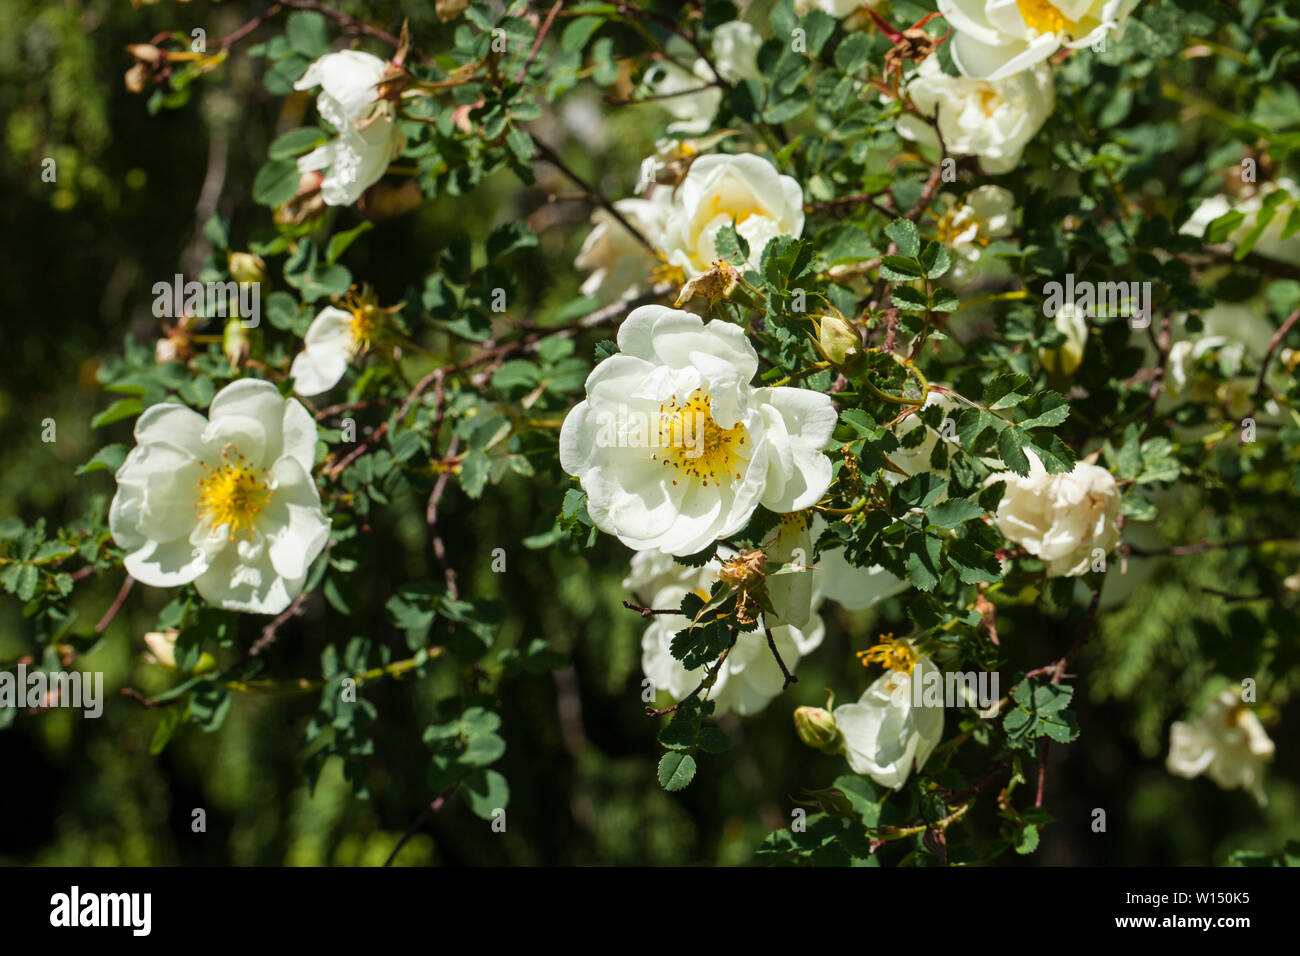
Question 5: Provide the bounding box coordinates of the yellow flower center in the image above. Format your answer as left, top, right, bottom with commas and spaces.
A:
976, 87, 1003, 118
856, 633, 918, 674
196, 449, 273, 540
1016, 0, 1071, 34
653, 390, 748, 488
348, 303, 382, 353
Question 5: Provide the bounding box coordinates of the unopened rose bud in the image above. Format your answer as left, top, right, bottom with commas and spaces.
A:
1038, 303, 1088, 377
223, 316, 251, 368
813, 311, 866, 376
143, 628, 215, 673
143, 629, 179, 669
227, 251, 267, 287
126, 44, 162, 64
435, 0, 470, 22
794, 705, 844, 755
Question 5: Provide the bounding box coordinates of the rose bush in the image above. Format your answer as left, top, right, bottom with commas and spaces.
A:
2, 0, 1297, 869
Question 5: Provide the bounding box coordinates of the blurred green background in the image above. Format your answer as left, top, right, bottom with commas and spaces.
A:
0, 0, 1295, 866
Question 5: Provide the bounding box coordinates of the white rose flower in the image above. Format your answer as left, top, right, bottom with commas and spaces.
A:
815, 541, 910, 611
987, 450, 1121, 577
110, 379, 331, 614
574, 198, 666, 304
931, 185, 1016, 286
658, 154, 806, 276
560, 306, 836, 555
294, 50, 404, 206
710, 21, 763, 79
1167, 689, 1275, 805
938, 0, 1137, 81
289, 299, 387, 397
834, 644, 944, 789
626, 549, 825, 716
886, 390, 960, 495
1179, 178, 1300, 267
898, 57, 1053, 174
641, 22, 762, 136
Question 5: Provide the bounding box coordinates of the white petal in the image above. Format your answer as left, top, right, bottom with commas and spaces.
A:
263, 456, 331, 581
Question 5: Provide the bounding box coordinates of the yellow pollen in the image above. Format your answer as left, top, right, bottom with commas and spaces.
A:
1016, 0, 1071, 34
856, 633, 918, 674
652, 390, 748, 488
976, 87, 1002, 118
195, 449, 273, 540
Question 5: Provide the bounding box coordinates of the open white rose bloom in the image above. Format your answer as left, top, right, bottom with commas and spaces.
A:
294, 50, 404, 206
559, 306, 837, 556
938, 0, 1136, 80
626, 549, 825, 716
930, 186, 1016, 287
641, 21, 761, 136
574, 198, 666, 304
834, 645, 945, 790
1167, 689, 1275, 805
627, 511, 908, 715
987, 450, 1120, 577
658, 154, 806, 276
110, 379, 331, 614
898, 58, 1054, 174
290, 304, 378, 397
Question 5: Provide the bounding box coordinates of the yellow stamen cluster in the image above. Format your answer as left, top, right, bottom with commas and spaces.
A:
1016, 0, 1071, 34
856, 633, 918, 675
339, 287, 389, 355
195, 447, 273, 541
653, 390, 748, 488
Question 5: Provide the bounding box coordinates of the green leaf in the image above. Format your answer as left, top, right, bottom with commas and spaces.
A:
326, 221, 374, 264
927, 499, 983, 529
997, 427, 1031, 475
252, 159, 302, 207
460, 768, 510, 820
657, 751, 698, 791
885, 218, 921, 257
1203, 209, 1245, 245
91, 398, 142, 429
76, 444, 127, 475
269, 127, 328, 160
286, 10, 330, 58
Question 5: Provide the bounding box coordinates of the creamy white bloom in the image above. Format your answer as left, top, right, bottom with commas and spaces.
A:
626, 549, 825, 716
834, 652, 945, 789
560, 306, 836, 555
289, 306, 368, 397
658, 154, 806, 276
931, 185, 1016, 286
641, 22, 762, 135
938, 0, 1136, 80
574, 199, 666, 304
1154, 305, 1285, 419
813, 514, 910, 612
1038, 301, 1089, 376
109, 379, 331, 614
1179, 178, 1300, 267
294, 50, 404, 206
710, 21, 763, 80
899, 57, 1053, 174
1168, 689, 1274, 805
887, 390, 960, 494
987, 450, 1120, 577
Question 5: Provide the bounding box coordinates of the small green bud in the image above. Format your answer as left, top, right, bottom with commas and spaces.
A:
227, 251, 268, 287
812, 311, 866, 376
794, 705, 844, 755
